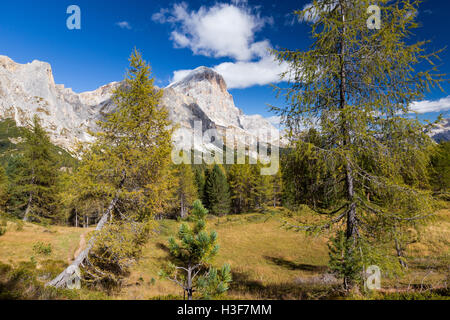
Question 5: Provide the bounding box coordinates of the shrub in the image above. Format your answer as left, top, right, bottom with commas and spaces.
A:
32, 242, 52, 256
85, 220, 150, 290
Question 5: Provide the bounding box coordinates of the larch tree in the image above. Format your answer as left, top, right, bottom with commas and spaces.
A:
250, 162, 273, 210
270, 164, 283, 208
47, 49, 174, 288
173, 163, 197, 219
273, 0, 444, 289
281, 128, 341, 210
228, 162, 252, 214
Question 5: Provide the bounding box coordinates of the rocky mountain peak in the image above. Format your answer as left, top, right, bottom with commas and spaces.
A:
0, 56, 17, 72
168, 67, 240, 128
170, 66, 228, 93
430, 118, 450, 142
0, 56, 281, 153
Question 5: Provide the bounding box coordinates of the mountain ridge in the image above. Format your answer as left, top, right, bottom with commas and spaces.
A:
0, 55, 280, 152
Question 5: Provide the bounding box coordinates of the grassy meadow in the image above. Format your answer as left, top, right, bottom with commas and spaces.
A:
0, 205, 449, 300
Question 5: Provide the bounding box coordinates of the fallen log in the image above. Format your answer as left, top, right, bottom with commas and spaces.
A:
46, 193, 120, 288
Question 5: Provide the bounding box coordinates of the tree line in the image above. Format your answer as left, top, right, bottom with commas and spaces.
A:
0, 0, 449, 295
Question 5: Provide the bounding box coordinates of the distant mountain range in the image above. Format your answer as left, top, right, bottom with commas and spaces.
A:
1, 55, 448, 156
430, 118, 450, 143
0, 56, 280, 153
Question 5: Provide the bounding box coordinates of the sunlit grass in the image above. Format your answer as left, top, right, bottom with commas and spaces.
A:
0, 205, 448, 300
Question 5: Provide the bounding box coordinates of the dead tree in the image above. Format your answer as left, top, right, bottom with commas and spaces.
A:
46, 193, 120, 288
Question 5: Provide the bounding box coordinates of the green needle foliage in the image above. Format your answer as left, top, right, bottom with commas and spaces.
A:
160, 200, 232, 300
204, 165, 231, 216
172, 163, 197, 219
0, 166, 8, 214
193, 166, 206, 204
69, 48, 174, 222
273, 0, 445, 289
66, 49, 175, 287
228, 159, 277, 214
8, 116, 60, 223
430, 142, 450, 198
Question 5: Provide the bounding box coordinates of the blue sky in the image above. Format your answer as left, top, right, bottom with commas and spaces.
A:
0, 0, 449, 122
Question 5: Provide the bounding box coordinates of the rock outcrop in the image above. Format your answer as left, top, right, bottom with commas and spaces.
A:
430, 118, 450, 143
0, 56, 280, 152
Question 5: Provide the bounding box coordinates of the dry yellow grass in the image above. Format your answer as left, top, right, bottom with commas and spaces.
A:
0, 207, 448, 300
118, 209, 450, 300
117, 213, 333, 300
0, 221, 89, 266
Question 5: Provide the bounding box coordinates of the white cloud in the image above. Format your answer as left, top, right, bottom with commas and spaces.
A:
116, 21, 132, 30
213, 53, 287, 89
154, 2, 286, 89
231, 0, 248, 5
153, 2, 272, 61
170, 51, 287, 89
151, 9, 169, 23
172, 69, 193, 83
410, 96, 450, 114
265, 115, 282, 127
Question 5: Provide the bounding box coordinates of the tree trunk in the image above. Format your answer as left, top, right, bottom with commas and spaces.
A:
23, 171, 36, 222
345, 163, 357, 240
45, 193, 120, 288
394, 237, 407, 268
394, 225, 408, 269
23, 193, 33, 222
339, 0, 358, 290
187, 266, 193, 300
180, 195, 186, 219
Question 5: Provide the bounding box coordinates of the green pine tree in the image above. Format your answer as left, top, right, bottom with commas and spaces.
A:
430, 141, 450, 197
0, 166, 9, 214
193, 166, 206, 204
160, 200, 232, 300
204, 165, 231, 216
9, 116, 60, 223
273, 0, 444, 289
250, 162, 272, 211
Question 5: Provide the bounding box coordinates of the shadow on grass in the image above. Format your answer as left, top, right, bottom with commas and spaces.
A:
156, 242, 170, 252
229, 270, 341, 300
264, 256, 328, 272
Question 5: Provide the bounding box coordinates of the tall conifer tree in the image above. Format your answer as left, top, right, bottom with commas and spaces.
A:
48, 49, 174, 288
204, 165, 231, 216
0, 166, 8, 214
173, 163, 197, 218
9, 116, 59, 223
228, 162, 252, 214
273, 0, 444, 289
